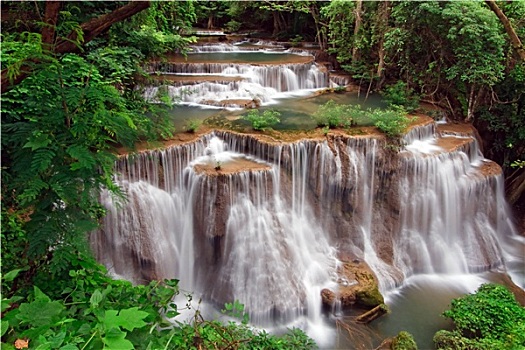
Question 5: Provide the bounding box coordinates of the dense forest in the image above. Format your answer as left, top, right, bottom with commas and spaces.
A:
1, 1, 524, 349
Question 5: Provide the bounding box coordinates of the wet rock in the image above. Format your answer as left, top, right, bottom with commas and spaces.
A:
321, 288, 336, 305
321, 258, 384, 310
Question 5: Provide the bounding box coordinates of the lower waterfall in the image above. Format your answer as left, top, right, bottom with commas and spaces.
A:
92, 120, 522, 346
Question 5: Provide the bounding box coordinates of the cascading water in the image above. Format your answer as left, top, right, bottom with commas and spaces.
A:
143, 43, 329, 108
94, 118, 521, 342
98, 41, 522, 346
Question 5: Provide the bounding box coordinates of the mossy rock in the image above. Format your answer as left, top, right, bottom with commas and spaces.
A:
355, 286, 384, 308
392, 331, 418, 350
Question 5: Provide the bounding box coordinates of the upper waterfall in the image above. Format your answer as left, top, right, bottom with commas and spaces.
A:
143, 43, 340, 109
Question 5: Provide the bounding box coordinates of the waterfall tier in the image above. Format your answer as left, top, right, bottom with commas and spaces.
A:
93, 117, 520, 328
143, 43, 348, 109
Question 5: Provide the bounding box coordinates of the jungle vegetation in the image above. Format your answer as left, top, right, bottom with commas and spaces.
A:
1, 1, 524, 349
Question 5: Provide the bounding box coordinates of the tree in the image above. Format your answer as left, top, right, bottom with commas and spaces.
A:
1, 1, 150, 93
485, 0, 525, 61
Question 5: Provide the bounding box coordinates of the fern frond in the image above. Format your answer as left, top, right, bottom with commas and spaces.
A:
30, 148, 56, 173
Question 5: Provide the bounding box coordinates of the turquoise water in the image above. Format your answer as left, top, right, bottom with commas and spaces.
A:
166, 91, 386, 132
182, 51, 311, 64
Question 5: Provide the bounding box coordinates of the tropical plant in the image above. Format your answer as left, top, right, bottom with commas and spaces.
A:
243, 109, 281, 131
1, 259, 317, 350
185, 119, 201, 133
434, 283, 525, 350
370, 106, 413, 139
312, 100, 360, 129
381, 81, 420, 112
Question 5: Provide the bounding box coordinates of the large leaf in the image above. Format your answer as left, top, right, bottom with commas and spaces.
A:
102, 307, 148, 332
102, 327, 134, 350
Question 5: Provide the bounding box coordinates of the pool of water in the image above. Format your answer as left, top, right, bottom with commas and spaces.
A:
171, 51, 312, 64
166, 91, 386, 132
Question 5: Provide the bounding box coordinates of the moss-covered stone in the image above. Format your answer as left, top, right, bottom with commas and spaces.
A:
392, 331, 418, 350
320, 258, 385, 310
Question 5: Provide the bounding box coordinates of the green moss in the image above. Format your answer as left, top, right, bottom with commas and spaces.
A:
392, 331, 418, 350
355, 286, 384, 307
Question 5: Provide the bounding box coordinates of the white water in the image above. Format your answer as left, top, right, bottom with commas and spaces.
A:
100, 47, 522, 345
143, 44, 329, 108
95, 125, 521, 341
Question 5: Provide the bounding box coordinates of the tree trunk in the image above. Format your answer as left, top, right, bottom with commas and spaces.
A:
2, 1, 150, 93
485, 0, 525, 61
41, 1, 61, 50
309, 3, 327, 51
207, 14, 214, 29
375, 1, 391, 90
352, 0, 363, 63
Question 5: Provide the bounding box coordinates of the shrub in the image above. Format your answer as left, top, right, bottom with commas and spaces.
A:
225, 20, 241, 33
185, 119, 201, 133
370, 106, 413, 138
434, 283, 525, 350
243, 109, 281, 131
1, 259, 318, 350
381, 81, 420, 112
312, 100, 360, 129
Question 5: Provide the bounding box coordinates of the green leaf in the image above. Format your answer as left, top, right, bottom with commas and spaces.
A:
1, 320, 9, 337
1, 296, 23, 313
102, 307, 148, 332
34, 286, 51, 302
102, 327, 134, 350
116, 307, 149, 332
90, 289, 103, 309
23, 133, 51, 151
2, 269, 22, 282
16, 288, 64, 328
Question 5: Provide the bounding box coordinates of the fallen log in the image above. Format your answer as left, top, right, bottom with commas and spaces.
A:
356, 303, 389, 324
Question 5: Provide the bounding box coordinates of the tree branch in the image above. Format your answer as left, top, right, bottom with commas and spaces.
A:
41, 1, 61, 50
485, 0, 525, 61
1, 1, 150, 94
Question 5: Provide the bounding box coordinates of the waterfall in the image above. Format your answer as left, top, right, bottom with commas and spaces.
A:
94, 121, 520, 337
144, 59, 328, 108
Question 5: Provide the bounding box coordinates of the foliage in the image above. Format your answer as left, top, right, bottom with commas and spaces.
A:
434, 283, 525, 350
1, 53, 140, 264
312, 100, 361, 129
382, 81, 420, 113
312, 101, 411, 138
370, 106, 413, 139
1, 257, 316, 350
109, 1, 197, 59
243, 109, 281, 131
392, 331, 418, 350
185, 119, 201, 133
225, 20, 242, 33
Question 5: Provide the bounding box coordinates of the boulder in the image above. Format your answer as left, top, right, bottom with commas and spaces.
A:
321, 258, 384, 310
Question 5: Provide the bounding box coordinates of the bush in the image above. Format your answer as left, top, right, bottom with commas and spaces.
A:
185, 119, 201, 133
370, 106, 413, 139
1, 259, 318, 350
312, 100, 362, 129
434, 283, 525, 350
225, 20, 241, 33
381, 81, 420, 112
243, 109, 281, 131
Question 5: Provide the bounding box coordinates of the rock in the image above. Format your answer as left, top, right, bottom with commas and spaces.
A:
320, 258, 385, 310
321, 288, 336, 305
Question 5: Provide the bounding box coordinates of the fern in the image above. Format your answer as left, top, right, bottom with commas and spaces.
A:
66, 145, 97, 171
30, 148, 56, 173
